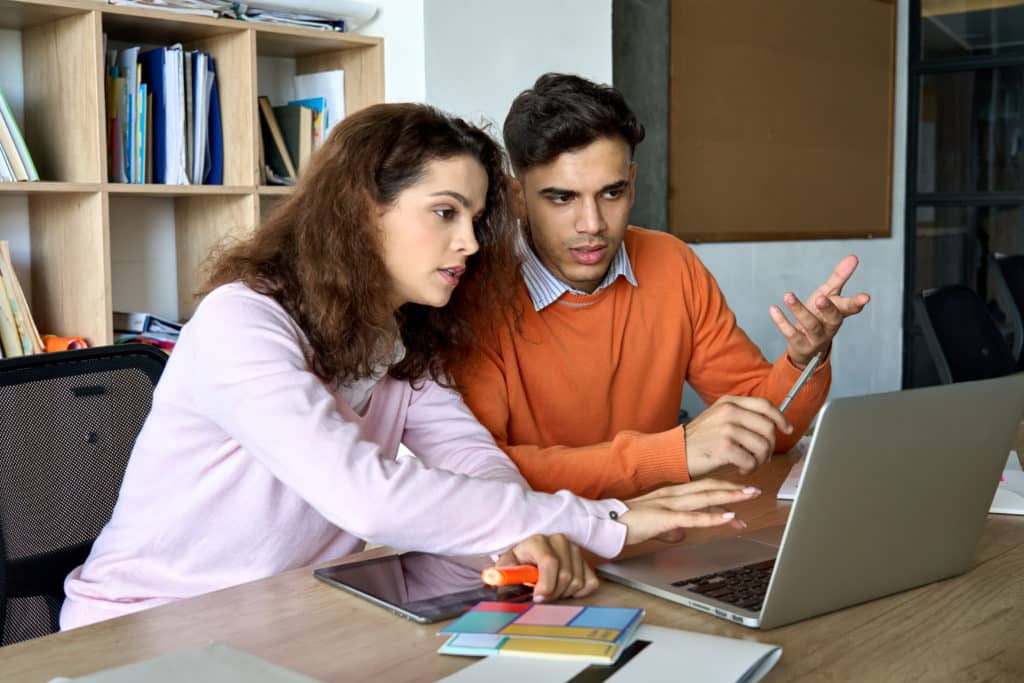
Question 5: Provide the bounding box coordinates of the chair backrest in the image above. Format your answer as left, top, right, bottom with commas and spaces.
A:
992, 254, 1024, 369
0, 344, 166, 646
914, 285, 1017, 384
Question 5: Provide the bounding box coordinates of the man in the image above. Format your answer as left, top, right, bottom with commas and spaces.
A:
456, 73, 870, 500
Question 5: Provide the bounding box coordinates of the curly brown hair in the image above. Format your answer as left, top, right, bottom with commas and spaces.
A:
202, 103, 520, 388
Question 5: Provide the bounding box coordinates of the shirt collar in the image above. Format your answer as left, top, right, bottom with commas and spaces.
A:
519, 232, 638, 311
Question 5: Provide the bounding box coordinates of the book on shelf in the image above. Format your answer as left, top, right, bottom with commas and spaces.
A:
0, 84, 39, 183
0, 240, 44, 357
288, 96, 326, 150
273, 104, 314, 175
258, 96, 297, 183
438, 602, 644, 665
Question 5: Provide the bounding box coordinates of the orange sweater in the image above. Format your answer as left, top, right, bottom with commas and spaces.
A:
457, 227, 830, 500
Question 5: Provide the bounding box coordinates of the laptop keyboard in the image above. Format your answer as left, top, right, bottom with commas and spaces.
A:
670, 559, 776, 611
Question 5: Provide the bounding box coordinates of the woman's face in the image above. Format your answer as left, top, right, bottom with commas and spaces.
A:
378, 155, 487, 310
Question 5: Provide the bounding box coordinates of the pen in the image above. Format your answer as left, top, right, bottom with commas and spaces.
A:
778, 352, 822, 414
481, 564, 539, 587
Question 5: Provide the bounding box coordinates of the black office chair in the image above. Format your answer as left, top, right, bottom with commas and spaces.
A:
990, 253, 1024, 370
0, 344, 166, 646
914, 285, 1017, 384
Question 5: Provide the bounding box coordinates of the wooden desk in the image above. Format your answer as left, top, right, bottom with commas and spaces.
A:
2, 454, 1024, 682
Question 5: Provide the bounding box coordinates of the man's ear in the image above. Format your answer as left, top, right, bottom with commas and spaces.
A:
507, 175, 527, 221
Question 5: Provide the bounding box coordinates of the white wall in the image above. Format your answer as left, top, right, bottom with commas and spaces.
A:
356, 0, 426, 102
682, 0, 908, 413
423, 0, 612, 129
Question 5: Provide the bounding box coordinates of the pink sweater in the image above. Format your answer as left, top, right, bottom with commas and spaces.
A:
60, 284, 627, 629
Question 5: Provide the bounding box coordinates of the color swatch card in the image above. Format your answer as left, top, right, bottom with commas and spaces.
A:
438, 602, 644, 664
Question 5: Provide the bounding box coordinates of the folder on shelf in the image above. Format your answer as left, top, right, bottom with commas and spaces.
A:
288, 96, 326, 150
258, 96, 297, 182
139, 45, 187, 184
273, 104, 313, 175
293, 69, 344, 133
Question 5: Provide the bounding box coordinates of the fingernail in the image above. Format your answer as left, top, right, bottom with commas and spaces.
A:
742, 487, 760, 494
722, 512, 736, 520
533, 595, 545, 603
736, 520, 748, 529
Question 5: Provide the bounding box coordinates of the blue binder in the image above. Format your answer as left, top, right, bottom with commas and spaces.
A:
138, 47, 167, 184
205, 56, 223, 185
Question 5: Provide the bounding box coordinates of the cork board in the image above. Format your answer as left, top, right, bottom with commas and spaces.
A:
669, 0, 896, 242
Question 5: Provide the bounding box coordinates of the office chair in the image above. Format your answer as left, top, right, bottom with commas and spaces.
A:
990, 253, 1024, 370
0, 344, 166, 646
914, 285, 1017, 384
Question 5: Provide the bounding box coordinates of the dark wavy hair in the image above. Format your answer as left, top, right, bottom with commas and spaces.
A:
202, 103, 520, 388
503, 72, 645, 174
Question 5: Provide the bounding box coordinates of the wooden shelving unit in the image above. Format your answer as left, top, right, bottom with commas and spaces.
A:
0, 0, 383, 344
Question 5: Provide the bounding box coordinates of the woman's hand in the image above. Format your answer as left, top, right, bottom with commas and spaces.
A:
496, 533, 599, 602
619, 479, 761, 544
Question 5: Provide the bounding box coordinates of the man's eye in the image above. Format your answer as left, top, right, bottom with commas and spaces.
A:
604, 189, 624, 199
551, 194, 572, 204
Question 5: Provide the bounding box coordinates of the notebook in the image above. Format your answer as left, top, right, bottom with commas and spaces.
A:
599, 373, 1024, 629
438, 602, 643, 664
438, 624, 781, 683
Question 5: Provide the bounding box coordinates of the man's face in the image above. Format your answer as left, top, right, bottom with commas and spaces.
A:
518, 137, 636, 293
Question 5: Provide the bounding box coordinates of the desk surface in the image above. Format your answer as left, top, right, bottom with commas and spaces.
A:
3, 450, 1024, 682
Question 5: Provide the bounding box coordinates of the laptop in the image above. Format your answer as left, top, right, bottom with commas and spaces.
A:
598, 373, 1024, 629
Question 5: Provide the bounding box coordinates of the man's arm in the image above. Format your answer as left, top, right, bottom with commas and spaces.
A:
458, 339, 690, 500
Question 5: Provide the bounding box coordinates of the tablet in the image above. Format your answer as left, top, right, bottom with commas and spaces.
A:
313, 552, 533, 624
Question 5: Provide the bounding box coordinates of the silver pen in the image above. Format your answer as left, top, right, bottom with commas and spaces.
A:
778, 352, 822, 413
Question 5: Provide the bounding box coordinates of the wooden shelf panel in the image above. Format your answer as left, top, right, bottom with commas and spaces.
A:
256, 185, 293, 195
0, 0, 87, 31
0, 181, 101, 194
105, 184, 256, 196
255, 24, 379, 58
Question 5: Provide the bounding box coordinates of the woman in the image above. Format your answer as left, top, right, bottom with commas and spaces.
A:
61, 104, 758, 629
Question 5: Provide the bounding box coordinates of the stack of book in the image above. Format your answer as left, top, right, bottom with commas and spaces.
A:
0, 241, 44, 358
258, 69, 343, 184
113, 311, 182, 352
438, 602, 645, 665
105, 42, 223, 185
0, 86, 39, 183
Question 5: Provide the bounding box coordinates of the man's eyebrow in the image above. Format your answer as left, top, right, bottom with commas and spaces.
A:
601, 180, 629, 193
539, 187, 575, 196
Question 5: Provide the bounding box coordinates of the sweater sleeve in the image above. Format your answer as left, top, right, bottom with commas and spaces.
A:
185, 288, 627, 558
681, 245, 830, 453
458, 332, 690, 500
401, 380, 529, 487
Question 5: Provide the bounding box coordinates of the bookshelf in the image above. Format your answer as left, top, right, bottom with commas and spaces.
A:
0, 0, 383, 346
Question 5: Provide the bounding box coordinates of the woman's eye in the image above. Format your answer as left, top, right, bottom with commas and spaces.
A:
434, 207, 455, 220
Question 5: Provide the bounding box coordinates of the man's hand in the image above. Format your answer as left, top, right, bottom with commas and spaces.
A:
769, 255, 871, 368
497, 534, 599, 602
619, 479, 762, 544
685, 396, 791, 478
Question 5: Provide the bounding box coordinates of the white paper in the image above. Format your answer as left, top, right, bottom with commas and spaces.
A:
241, 0, 377, 27
294, 70, 345, 133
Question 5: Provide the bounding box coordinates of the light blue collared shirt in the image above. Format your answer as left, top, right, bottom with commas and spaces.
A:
519, 236, 638, 311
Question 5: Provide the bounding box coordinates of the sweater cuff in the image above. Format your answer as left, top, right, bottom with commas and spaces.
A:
633, 426, 690, 491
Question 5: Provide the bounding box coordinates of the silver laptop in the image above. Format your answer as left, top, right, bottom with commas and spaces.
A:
598, 373, 1024, 629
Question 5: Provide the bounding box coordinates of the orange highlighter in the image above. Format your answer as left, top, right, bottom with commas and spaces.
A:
481, 564, 539, 587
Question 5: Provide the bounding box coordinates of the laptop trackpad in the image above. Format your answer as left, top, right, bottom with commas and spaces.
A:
607, 526, 784, 582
